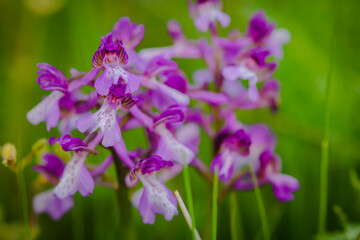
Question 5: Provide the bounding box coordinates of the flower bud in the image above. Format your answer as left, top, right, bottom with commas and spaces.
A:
2, 143, 17, 169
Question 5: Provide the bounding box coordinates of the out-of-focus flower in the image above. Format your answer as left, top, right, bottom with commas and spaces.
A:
189, 0, 230, 32
247, 11, 290, 59
210, 129, 251, 181
33, 153, 73, 219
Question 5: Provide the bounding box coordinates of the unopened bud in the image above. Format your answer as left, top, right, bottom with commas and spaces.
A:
2, 143, 17, 168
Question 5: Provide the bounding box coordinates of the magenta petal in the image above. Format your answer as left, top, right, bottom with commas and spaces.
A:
269, 173, 299, 202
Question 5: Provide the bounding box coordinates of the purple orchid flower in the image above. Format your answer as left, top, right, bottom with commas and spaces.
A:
129, 155, 178, 224
210, 129, 251, 181
247, 11, 275, 43
222, 47, 277, 102
189, 0, 230, 32
32, 153, 74, 220
76, 84, 137, 147
247, 11, 290, 59
235, 150, 299, 202
92, 33, 141, 96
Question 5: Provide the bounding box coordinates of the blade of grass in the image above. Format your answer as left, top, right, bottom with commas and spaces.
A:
183, 159, 197, 240
249, 165, 270, 240
318, 0, 337, 238
174, 190, 201, 240
16, 128, 30, 240
212, 166, 219, 240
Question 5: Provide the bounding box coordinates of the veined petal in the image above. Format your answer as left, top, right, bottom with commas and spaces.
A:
54, 152, 94, 198
138, 175, 178, 224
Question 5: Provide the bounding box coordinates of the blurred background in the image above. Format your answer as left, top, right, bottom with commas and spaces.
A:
0, 0, 359, 239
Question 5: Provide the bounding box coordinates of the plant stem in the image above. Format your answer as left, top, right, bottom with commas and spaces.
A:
318, 0, 337, 238
249, 165, 270, 240
230, 192, 238, 240
183, 162, 197, 240
17, 168, 30, 240
111, 148, 135, 240
15, 128, 30, 240
212, 166, 219, 240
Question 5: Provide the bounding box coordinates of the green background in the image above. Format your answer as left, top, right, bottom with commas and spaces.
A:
0, 0, 359, 239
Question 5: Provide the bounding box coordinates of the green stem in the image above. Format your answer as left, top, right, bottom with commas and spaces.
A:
183, 163, 197, 240
15, 128, 30, 240
212, 167, 219, 240
249, 165, 270, 240
230, 192, 238, 240
72, 197, 84, 240
17, 168, 30, 240
111, 149, 135, 240
318, 0, 337, 238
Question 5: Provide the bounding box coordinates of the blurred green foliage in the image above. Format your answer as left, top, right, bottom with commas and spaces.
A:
0, 0, 359, 239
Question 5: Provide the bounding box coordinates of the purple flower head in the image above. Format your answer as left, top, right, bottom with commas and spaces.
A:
33, 189, 74, 220
37, 63, 68, 93
112, 17, 145, 50
247, 11, 275, 43
54, 152, 94, 199
33, 153, 65, 185
258, 150, 299, 201
153, 105, 186, 127
130, 155, 174, 182
49, 134, 93, 153
92, 33, 141, 96
221, 129, 251, 156
189, 0, 230, 32
210, 129, 251, 181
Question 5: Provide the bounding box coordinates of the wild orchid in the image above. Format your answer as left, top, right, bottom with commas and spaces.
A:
25, 1, 298, 238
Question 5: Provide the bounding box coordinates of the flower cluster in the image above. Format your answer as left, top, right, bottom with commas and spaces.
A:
27, 0, 298, 225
